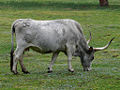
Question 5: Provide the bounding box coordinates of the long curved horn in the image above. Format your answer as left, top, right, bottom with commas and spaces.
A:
94, 37, 115, 51
87, 31, 92, 44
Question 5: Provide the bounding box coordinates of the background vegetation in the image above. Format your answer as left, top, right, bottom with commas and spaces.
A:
0, 0, 120, 89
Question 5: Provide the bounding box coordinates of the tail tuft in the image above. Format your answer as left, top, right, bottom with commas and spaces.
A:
10, 49, 14, 71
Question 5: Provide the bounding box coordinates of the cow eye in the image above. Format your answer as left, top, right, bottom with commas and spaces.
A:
91, 56, 94, 60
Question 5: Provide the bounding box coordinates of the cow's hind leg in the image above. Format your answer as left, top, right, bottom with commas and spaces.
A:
12, 47, 24, 74
48, 52, 59, 73
19, 54, 30, 74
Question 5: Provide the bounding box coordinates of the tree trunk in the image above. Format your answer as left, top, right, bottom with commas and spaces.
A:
99, 0, 109, 6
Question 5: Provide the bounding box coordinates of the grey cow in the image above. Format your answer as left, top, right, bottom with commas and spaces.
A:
10, 19, 114, 74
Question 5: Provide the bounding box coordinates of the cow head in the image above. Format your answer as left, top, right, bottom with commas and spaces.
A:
79, 46, 94, 71
75, 32, 115, 71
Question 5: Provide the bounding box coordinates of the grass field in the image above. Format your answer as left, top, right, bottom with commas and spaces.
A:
0, 0, 120, 89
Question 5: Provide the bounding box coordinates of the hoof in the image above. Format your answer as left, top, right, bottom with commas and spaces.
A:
23, 71, 30, 74
11, 70, 18, 75
48, 67, 53, 73
13, 71, 19, 75
68, 69, 74, 73
48, 70, 53, 73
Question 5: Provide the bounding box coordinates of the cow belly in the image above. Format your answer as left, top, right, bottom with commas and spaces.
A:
29, 38, 66, 53
30, 46, 52, 53
33, 32, 65, 51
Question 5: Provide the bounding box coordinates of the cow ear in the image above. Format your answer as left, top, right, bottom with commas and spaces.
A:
89, 47, 93, 51
87, 46, 93, 53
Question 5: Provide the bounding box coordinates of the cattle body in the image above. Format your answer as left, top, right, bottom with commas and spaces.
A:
10, 19, 114, 74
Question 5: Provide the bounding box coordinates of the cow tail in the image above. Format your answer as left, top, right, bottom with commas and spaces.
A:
10, 24, 15, 72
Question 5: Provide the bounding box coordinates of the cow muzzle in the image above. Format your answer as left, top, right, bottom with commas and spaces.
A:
83, 67, 92, 71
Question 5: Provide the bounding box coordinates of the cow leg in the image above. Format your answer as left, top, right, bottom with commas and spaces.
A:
12, 47, 24, 74
19, 54, 30, 74
66, 45, 74, 72
48, 52, 59, 73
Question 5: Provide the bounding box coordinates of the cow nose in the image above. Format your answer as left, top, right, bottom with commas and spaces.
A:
84, 67, 91, 71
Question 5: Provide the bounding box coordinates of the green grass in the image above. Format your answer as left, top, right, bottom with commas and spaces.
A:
0, 0, 120, 89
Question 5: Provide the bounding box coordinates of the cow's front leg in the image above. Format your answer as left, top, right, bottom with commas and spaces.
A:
66, 46, 74, 72
67, 53, 74, 72
19, 54, 30, 74
48, 52, 59, 73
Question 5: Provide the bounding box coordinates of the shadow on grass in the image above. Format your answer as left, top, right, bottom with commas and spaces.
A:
0, 1, 120, 11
